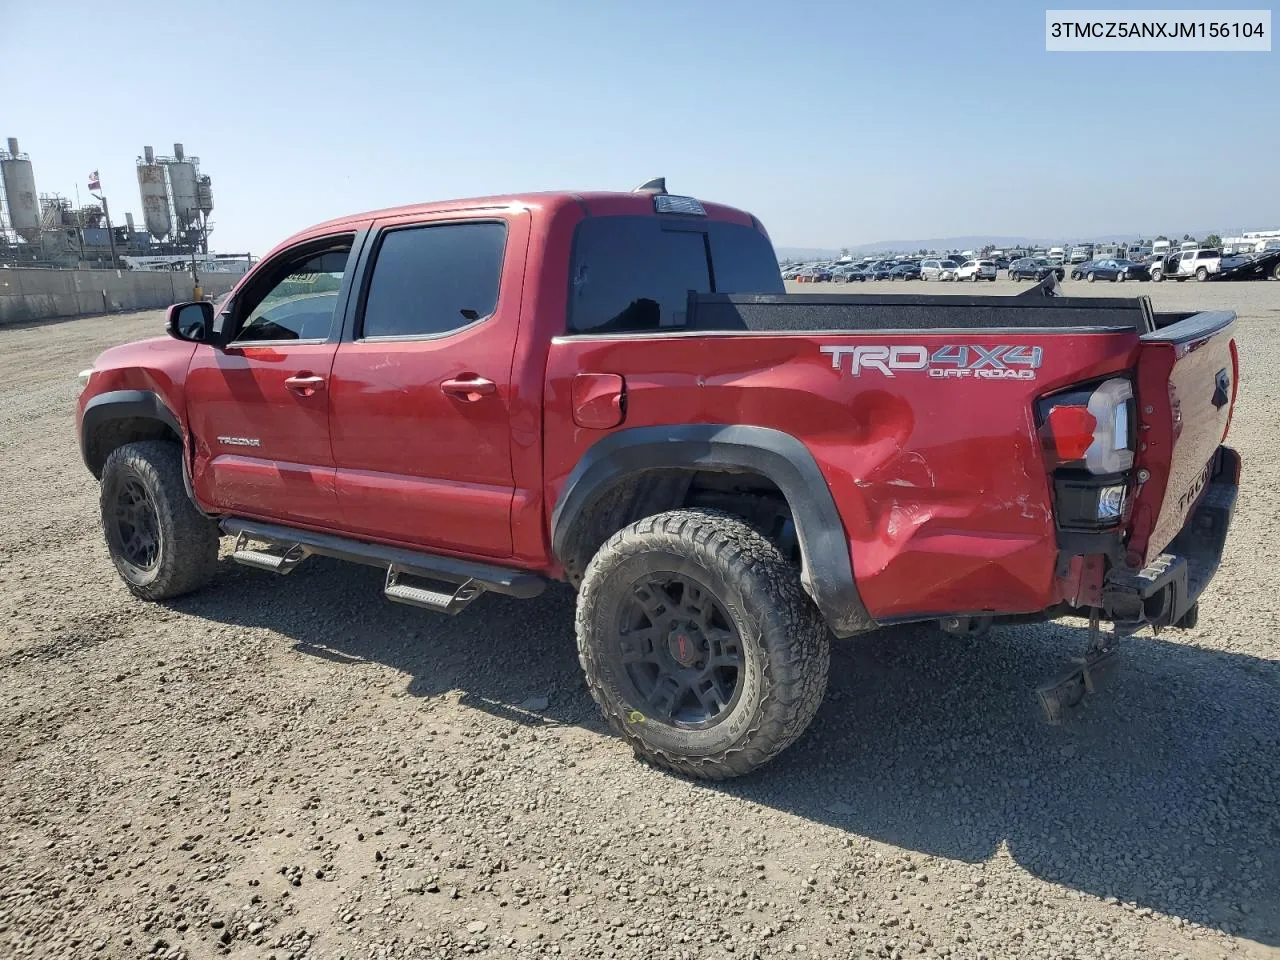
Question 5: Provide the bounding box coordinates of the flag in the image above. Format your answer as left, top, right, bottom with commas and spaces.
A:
88, 171, 101, 192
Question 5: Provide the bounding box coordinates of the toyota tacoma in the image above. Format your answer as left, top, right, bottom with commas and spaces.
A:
76, 180, 1241, 778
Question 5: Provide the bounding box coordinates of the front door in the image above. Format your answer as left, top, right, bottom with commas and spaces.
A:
328, 212, 527, 558
186, 233, 363, 525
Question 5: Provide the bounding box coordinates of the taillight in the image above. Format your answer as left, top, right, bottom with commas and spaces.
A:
1038, 378, 1136, 529
1038, 378, 1135, 474
1042, 406, 1096, 461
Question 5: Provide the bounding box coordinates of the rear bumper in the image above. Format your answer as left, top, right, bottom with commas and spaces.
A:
1106, 445, 1239, 629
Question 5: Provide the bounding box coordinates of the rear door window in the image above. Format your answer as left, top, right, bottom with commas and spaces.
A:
360, 222, 506, 339
567, 216, 782, 334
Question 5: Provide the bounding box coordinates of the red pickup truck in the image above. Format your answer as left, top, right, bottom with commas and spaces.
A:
77, 182, 1240, 778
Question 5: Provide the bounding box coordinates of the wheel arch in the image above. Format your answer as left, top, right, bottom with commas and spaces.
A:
80, 390, 184, 479
550, 424, 876, 637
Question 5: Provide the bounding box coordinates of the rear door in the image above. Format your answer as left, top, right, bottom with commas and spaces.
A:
185, 232, 365, 524
327, 211, 529, 557
1130, 312, 1237, 563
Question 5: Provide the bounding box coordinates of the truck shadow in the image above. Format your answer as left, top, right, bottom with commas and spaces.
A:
172, 555, 1280, 946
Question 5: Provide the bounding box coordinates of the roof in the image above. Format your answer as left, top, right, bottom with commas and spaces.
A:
302, 190, 754, 235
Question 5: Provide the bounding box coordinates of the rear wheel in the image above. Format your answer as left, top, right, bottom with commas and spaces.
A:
100, 441, 219, 600
1116, 270, 1125, 282
1196, 266, 1209, 282
1087, 272, 1096, 282
576, 509, 829, 779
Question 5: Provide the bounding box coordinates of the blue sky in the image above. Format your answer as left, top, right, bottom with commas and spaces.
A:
2, 0, 1275, 252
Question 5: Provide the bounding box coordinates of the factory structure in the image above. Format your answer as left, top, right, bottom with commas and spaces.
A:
1, 137, 250, 273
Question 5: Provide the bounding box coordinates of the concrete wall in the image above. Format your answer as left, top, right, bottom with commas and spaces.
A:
0, 268, 240, 325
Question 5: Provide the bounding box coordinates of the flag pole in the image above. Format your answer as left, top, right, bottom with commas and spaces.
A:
89, 171, 118, 269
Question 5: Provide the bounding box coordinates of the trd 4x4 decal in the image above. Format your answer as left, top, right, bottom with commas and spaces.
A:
820, 344, 1044, 380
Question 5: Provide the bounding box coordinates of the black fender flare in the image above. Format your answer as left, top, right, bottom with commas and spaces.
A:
550, 424, 876, 637
79, 389, 183, 477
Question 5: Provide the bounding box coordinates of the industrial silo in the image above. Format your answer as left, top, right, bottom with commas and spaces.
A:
2, 137, 42, 243
168, 142, 199, 229
197, 175, 213, 216
136, 146, 171, 240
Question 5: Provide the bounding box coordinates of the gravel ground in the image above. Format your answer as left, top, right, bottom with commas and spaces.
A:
1, 277, 1278, 960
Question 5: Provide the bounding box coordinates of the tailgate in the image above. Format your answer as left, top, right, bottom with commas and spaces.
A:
1128, 311, 1237, 565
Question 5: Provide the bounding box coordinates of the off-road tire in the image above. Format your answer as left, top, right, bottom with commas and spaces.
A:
576, 509, 829, 779
100, 440, 219, 600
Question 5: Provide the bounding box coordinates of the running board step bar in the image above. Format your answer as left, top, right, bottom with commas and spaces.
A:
231, 532, 310, 574
384, 568, 484, 615
219, 518, 547, 601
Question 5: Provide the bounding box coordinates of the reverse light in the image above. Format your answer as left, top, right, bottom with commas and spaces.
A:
77, 367, 94, 394
1096, 483, 1126, 521
1083, 378, 1135, 474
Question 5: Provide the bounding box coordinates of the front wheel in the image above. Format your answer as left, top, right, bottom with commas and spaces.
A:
1152, 269, 1163, 282
100, 441, 220, 600
1087, 272, 1096, 282
1116, 271, 1125, 282
576, 509, 830, 780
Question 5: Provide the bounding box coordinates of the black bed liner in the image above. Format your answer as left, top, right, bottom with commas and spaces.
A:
686, 284, 1159, 334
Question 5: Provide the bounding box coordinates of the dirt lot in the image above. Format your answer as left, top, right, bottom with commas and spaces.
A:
2, 278, 1278, 960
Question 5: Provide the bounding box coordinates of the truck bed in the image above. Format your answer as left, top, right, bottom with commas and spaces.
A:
685, 288, 1160, 334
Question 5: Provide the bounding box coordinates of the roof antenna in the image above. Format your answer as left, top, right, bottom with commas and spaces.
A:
632, 177, 667, 195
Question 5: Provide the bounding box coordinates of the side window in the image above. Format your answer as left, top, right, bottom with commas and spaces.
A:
360, 222, 507, 339
234, 241, 352, 343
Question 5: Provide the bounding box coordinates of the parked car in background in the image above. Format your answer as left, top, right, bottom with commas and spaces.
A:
1174, 248, 1224, 282
888, 262, 921, 281
1080, 258, 1150, 283
796, 266, 832, 283
831, 265, 867, 283
1008, 257, 1065, 281
869, 261, 898, 280
956, 259, 997, 282
920, 258, 960, 281
1069, 260, 1095, 281
781, 266, 803, 280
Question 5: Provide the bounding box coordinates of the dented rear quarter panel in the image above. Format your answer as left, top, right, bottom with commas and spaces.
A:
544, 330, 1141, 621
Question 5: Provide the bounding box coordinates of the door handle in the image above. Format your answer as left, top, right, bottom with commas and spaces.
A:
284, 373, 326, 397
441, 376, 497, 401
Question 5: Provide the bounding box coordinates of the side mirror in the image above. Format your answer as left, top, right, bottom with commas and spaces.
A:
165, 301, 216, 344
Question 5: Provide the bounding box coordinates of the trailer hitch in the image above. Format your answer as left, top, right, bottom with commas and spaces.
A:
1034, 611, 1122, 724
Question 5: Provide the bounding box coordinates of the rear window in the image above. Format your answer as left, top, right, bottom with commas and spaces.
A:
567, 216, 782, 334
1197, 250, 1217, 259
